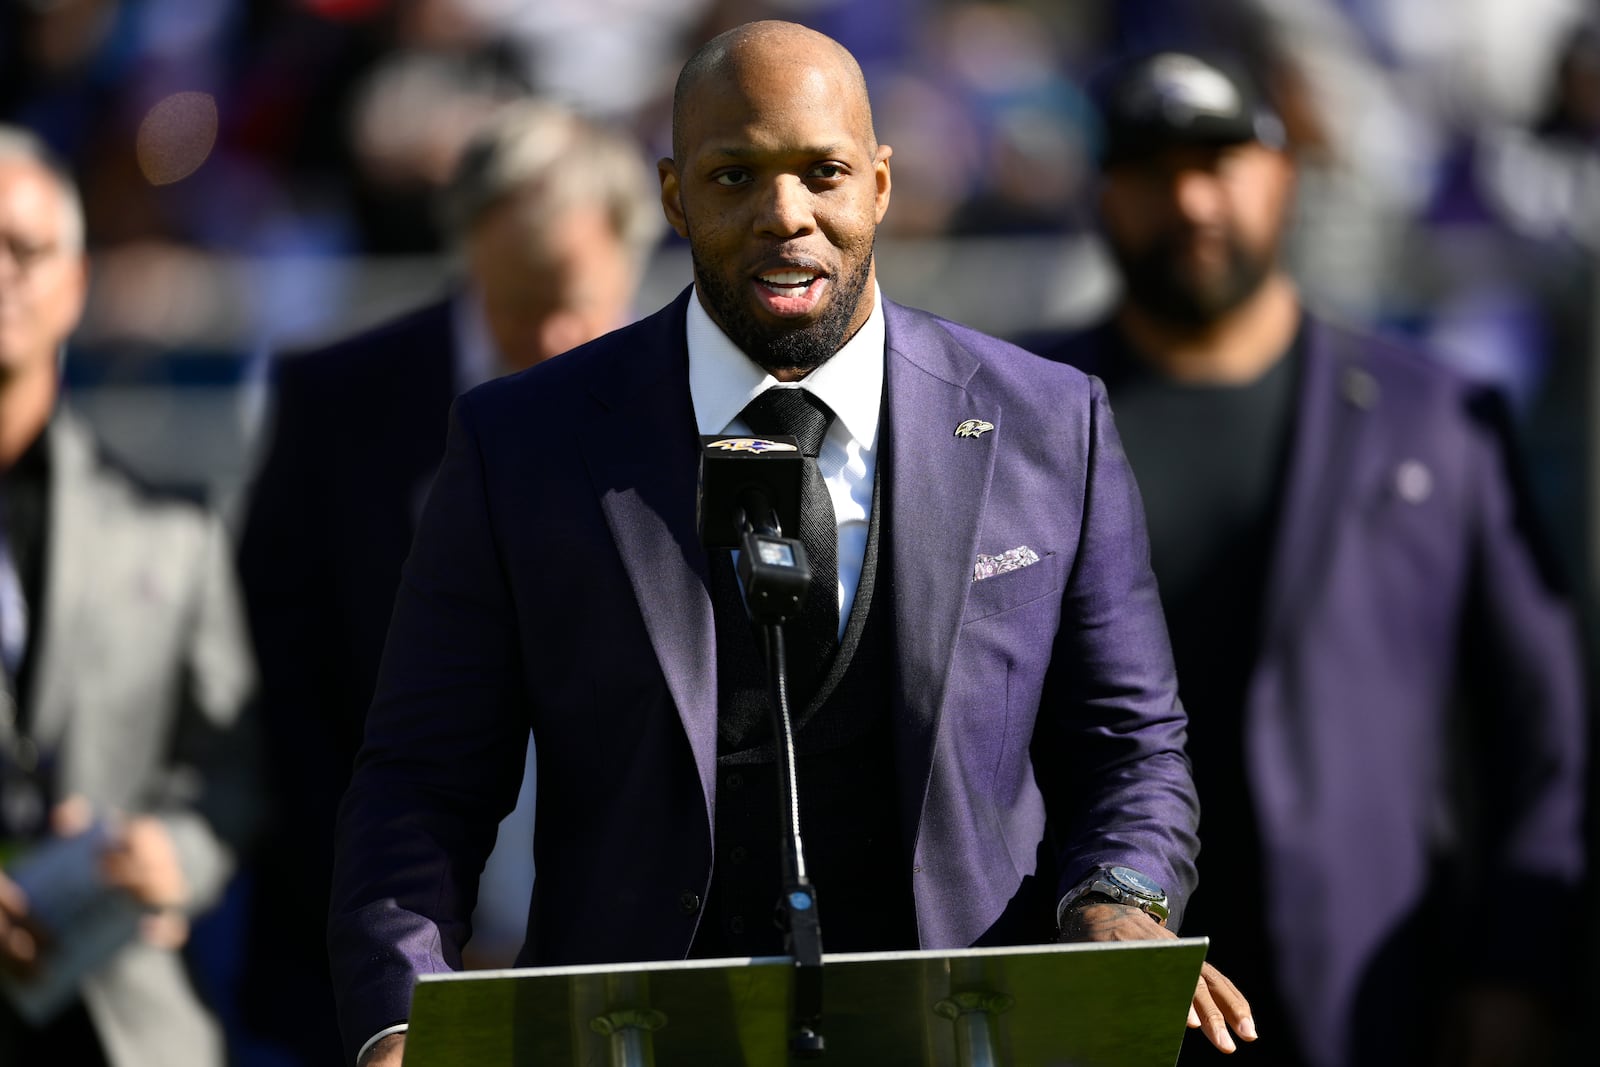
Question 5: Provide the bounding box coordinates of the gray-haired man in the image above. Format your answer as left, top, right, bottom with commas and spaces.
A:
237, 99, 662, 1065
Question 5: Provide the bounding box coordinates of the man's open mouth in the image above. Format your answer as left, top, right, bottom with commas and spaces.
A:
753, 268, 827, 316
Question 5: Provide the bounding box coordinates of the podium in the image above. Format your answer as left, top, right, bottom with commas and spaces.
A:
404, 938, 1208, 1066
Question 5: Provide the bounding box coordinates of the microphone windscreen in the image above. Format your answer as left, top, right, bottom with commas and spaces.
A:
698, 435, 804, 548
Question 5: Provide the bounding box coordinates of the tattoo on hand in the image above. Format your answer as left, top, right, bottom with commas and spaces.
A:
1058, 899, 1152, 942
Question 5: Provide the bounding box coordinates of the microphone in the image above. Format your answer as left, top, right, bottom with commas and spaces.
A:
697, 434, 812, 625
697, 433, 827, 1058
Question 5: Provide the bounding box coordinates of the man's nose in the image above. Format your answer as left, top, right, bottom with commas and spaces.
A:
754, 175, 816, 238
1170, 169, 1225, 222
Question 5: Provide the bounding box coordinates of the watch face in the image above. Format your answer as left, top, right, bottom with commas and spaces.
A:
1107, 866, 1164, 900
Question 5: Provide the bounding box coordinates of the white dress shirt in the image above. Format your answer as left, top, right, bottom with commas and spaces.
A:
687, 284, 885, 637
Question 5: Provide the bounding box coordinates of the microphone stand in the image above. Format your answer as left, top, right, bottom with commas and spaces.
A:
734, 490, 827, 1058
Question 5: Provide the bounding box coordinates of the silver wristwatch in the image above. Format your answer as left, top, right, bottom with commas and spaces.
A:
1057, 865, 1170, 928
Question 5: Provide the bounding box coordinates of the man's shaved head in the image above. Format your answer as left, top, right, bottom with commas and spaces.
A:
660, 20, 892, 376
671, 20, 877, 164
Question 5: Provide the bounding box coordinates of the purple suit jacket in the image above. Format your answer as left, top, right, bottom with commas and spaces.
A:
1037, 316, 1588, 1066
327, 289, 1201, 1063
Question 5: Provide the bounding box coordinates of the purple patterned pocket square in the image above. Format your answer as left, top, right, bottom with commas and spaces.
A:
972, 546, 1040, 582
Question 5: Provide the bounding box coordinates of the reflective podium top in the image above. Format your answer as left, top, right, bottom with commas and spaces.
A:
407, 938, 1208, 1067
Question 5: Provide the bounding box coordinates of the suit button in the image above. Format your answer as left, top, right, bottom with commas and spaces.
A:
728, 915, 745, 935
678, 891, 701, 914
730, 846, 748, 864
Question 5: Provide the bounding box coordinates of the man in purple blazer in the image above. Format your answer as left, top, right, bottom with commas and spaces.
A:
1026, 51, 1588, 1067
329, 22, 1253, 1066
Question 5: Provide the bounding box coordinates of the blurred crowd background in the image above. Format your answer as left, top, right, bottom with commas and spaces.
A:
7, 0, 1600, 1060
12, 0, 1600, 576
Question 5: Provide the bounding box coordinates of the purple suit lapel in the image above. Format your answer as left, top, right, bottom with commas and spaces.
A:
1252, 324, 1381, 807
1247, 321, 1384, 1018
1258, 324, 1380, 653
582, 290, 720, 815
881, 300, 1002, 835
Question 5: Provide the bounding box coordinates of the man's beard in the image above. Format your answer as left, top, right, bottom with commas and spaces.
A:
1112, 229, 1271, 328
691, 242, 875, 375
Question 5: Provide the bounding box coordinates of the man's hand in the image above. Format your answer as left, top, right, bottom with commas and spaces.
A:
98, 813, 192, 950
59, 797, 192, 950
98, 814, 188, 909
1059, 899, 1257, 1053
359, 1032, 406, 1067
0, 871, 45, 980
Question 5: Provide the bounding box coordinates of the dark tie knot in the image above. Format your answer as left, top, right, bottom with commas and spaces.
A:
740, 388, 836, 458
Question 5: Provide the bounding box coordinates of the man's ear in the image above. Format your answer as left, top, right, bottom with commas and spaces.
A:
658, 158, 689, 238
873, 144, 892, 224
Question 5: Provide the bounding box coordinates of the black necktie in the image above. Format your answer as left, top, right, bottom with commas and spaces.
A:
738, 388, 839, 708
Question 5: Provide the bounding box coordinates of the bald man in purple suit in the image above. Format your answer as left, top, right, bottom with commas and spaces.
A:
329, 23, 1252, 1067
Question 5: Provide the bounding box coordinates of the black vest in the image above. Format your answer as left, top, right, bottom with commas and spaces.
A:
690, 476, 917, 958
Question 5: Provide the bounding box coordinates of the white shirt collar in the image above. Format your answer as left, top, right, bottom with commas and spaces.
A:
452, 284, 502, 395
687, 282, 885, 449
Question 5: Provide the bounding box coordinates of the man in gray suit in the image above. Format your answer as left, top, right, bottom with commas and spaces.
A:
0, 125, 259, 1066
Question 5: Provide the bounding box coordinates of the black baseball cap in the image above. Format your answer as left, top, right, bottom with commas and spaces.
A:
1091, 51, 1286, 166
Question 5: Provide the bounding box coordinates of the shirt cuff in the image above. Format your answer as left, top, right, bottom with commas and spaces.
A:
357, 1023, 409, 1065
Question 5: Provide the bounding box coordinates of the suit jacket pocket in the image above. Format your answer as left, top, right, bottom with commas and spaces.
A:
963, 551, 1063, 623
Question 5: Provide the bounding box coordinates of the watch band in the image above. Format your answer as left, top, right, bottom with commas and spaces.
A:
1057, 865, 1171, 928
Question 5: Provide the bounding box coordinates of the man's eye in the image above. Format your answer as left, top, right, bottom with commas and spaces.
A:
809, 163, 844, 180
713, 170, 751, 187
3, 238, 54, 267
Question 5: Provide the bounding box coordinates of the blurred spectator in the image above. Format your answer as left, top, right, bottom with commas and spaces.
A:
342, 46, 527, 253
1381, 10, 1600, 634
232, 0, 707, 255
235, 98, 660, 1066
1534, 12, 1600, 144
925, 1, 1096, 234
1239, 0, 1585, 326
1024, 51, 1587, 1067
1457, 13, 1600, 253
483, 0, 714, 122
0, 124, 259, 1067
